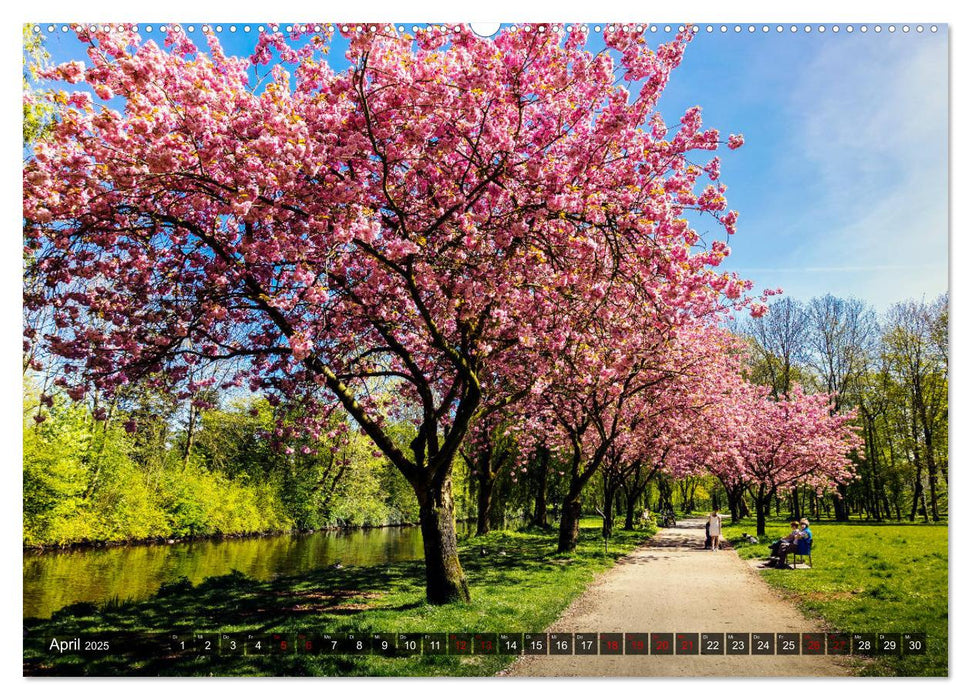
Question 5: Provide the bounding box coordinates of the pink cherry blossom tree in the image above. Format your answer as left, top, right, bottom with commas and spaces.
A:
25, 23, 760, 601
728, 384, 862, 535
521, 318, 754, 552
595, 327, 744, 538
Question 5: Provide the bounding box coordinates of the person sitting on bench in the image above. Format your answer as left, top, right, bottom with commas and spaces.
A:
798, 518, 813, 543
768, 522, 801, 566
791, 518, 813, 566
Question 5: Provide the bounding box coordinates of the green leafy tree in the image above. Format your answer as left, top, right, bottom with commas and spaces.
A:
23, 26, 53, 145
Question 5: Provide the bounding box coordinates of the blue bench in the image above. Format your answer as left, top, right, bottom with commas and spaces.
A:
788, 537, 813, 568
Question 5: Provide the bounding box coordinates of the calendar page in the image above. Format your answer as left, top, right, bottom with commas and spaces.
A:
21, 18, 949, 681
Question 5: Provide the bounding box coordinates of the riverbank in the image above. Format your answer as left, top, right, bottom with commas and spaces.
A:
24, 519, 655, 676
23, 517, 503, 554
22, 520, 432, 554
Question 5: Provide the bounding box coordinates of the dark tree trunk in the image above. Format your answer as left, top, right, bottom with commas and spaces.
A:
685, 481, 697, 514
476, 472, 495, 537
621, 464, 653, 531
727, 493, 739, 523
556, 450, 600, 554
754, 485, 772, 537
926, 445, 940, 522
531, 447, 550, 528
657, 478, 674, 513
417, 476, 470, 604
624, 489, 638, 530
602, 483, 618, 539
557, 498, 583, 553
832, 485, 849, 522
724, 481, 748, 523
909, 462, 924, 522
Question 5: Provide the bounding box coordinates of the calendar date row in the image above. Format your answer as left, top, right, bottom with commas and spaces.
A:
37, 631, 926, 658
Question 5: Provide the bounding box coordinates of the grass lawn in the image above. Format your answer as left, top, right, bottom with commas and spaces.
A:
721, 517, 948, 677
24, 518, 653, 677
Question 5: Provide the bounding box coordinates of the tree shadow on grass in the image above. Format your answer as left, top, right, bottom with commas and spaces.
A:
23, 527, 651, 676
24, 564, 412, 676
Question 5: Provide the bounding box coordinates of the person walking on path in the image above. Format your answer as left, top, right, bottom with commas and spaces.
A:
707, 510, 723, 551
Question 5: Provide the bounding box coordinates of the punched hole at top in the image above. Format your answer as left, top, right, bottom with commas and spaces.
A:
469, 22, 501, 38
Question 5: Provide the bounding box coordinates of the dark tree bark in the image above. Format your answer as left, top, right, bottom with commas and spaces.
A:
602, 480, 619, 539
656, 477, 674, 513
556, 438, 608, 553
924, 430, 940, 522
475, 470, 495, 536
417, 475, 470, 604
752, 484, 774, 537
620, 461, 655, 530
531, 447, 550, 528
909, 462, 925, 522
725, 485, 745, 523
557, 455, 602, 552
832, 484, 849, 521
739, 495, 751, 519
558, 496, 583, 553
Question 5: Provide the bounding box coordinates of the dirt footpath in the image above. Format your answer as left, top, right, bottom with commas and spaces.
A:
503, 518, 852, 677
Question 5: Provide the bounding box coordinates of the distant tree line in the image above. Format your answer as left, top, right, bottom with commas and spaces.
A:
733, 293, 948, 523
23, 382, 423, 546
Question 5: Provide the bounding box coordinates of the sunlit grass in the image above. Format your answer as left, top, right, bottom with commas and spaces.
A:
722, 518, 948, 677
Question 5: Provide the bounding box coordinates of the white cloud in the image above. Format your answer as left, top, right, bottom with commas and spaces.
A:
793, 37, 948, 272
770, 34, 948, 308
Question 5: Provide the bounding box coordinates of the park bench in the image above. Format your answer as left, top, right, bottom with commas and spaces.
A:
787, 537, 813, 568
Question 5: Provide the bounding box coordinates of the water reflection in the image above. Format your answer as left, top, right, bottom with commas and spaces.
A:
23, 526, 432, 619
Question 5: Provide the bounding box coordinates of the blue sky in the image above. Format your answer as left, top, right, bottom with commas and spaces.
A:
32, 23, 949, 311
655, 26, 949, 312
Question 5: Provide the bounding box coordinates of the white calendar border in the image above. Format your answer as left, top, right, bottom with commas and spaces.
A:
2, 0, 962, 698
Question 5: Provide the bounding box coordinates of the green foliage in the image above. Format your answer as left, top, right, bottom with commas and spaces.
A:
157, 463, 291, 537
24, 396, 93, 543
23, 26, 53, 146
324, 432, 395, 526
23, 379, 428, 546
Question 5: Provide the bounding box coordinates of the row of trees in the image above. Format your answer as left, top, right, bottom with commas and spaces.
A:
739, 294, 948, 524
24, 24, 870, 603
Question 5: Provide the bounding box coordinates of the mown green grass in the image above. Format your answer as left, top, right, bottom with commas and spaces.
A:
721, 518, 948, 677
24, 518, 653, 677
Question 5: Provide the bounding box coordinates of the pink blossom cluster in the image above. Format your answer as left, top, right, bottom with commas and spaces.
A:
24, 23, 817, 500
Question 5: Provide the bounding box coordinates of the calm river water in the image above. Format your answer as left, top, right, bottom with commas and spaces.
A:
23, 526, 437, 619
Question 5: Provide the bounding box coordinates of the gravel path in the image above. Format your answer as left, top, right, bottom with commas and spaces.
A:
502, 518, 852, 677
